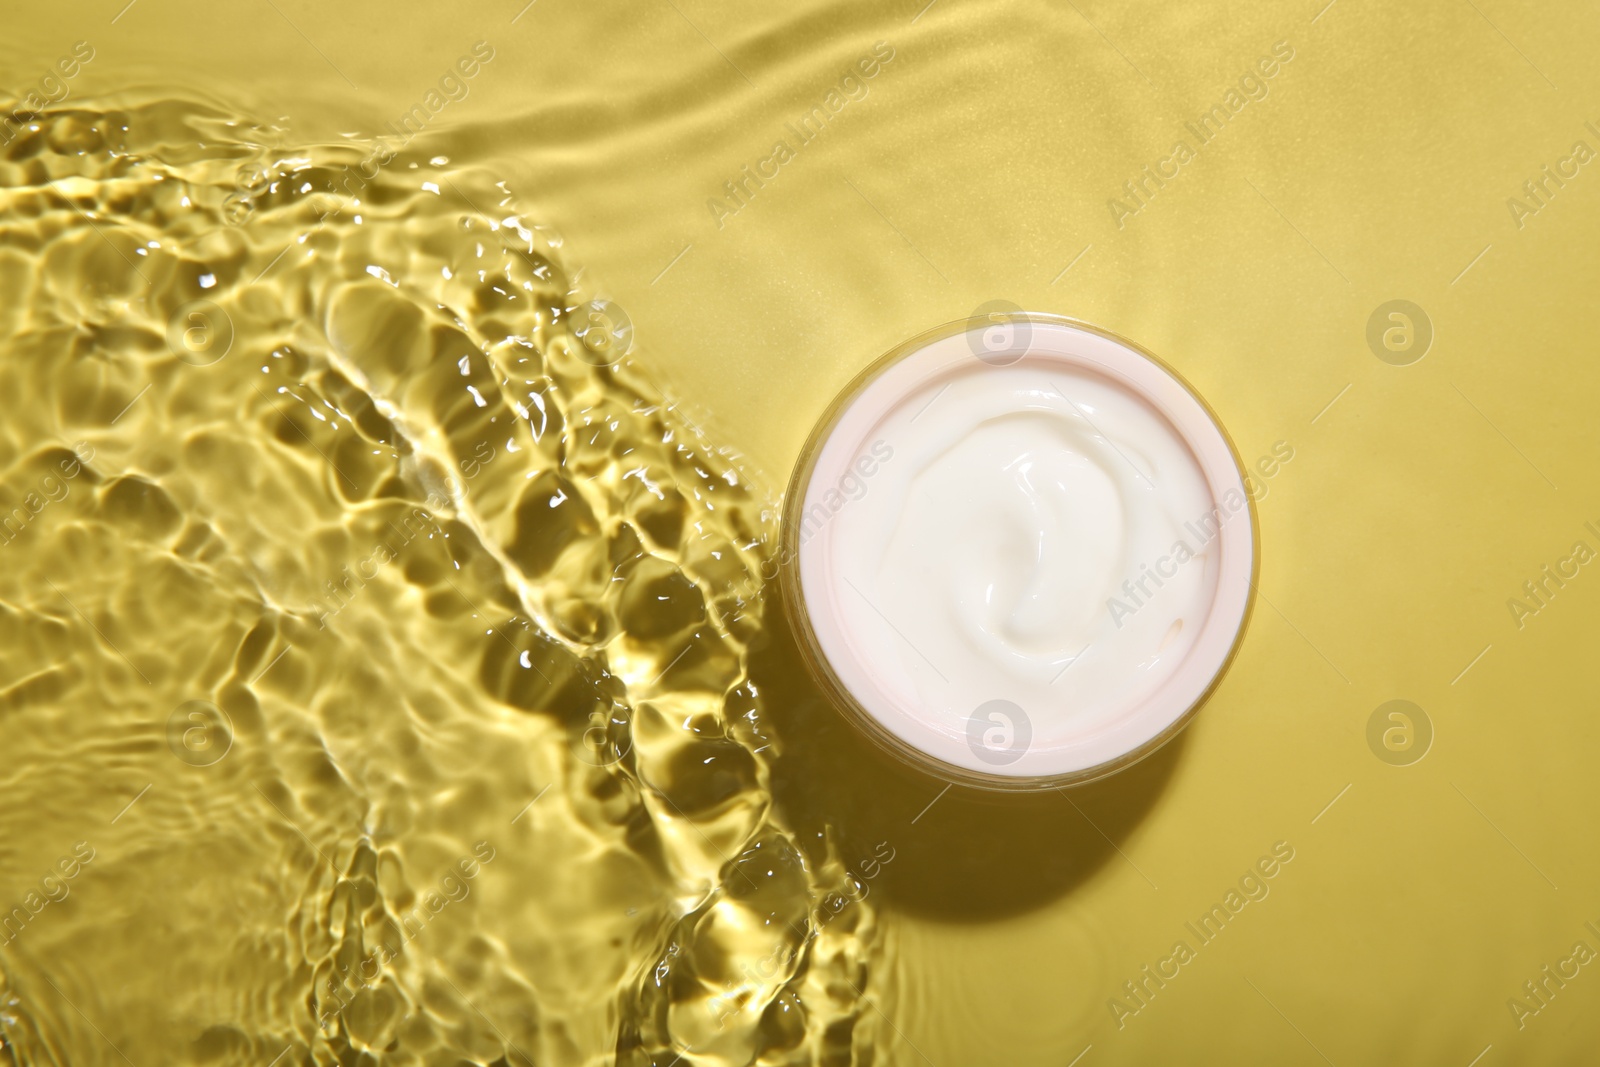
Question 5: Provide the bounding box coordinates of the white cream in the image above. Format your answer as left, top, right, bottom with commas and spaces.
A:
792, 319, 1253, 781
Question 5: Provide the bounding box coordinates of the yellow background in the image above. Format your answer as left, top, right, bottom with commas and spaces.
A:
9, 0, 1600, 1062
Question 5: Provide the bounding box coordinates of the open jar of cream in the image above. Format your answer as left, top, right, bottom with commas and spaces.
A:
780, 312, 1256, 789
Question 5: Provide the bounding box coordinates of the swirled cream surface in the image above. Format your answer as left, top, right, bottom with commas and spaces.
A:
794, 322, 1253, 779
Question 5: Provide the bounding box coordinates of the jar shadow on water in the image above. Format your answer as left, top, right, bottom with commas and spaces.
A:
750, 593, 1184, 923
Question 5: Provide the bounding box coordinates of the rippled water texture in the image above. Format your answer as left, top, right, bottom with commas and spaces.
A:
0, 98, 880, 1066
